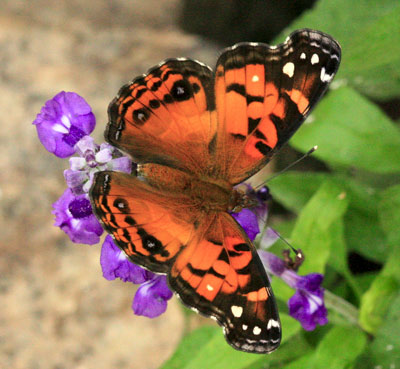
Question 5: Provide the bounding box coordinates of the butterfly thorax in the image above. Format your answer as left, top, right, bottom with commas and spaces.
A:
138, 163, 254, 213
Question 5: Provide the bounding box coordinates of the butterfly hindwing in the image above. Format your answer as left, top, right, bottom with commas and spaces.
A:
215, 29, 341, 184
90, 170, 199, 273
170, 212, 281, 353
91, 172, 281, 353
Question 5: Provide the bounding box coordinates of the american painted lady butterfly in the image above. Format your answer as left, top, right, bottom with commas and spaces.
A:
90, 29, 341, 353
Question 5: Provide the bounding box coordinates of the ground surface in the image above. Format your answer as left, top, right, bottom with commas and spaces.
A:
0, 2, 218, 368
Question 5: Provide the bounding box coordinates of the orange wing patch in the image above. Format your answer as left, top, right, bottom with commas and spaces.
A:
215, 30, 341, 184
107, 59, 217, 172
170, 212, 280, 353
90, 171, 198, 273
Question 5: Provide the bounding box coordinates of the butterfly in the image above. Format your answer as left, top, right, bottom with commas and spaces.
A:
90, 29, 341, 353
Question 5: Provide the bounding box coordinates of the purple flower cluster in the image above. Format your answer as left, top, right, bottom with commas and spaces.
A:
32, 92, 171, 317
33, 91, 328, 328
65, 135, 131, 194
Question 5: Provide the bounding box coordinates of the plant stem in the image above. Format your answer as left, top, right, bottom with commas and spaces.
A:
324, 289, 359, 326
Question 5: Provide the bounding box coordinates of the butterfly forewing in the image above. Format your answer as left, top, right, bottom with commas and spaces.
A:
215, 29, 341, 184
107, 59, 217, 173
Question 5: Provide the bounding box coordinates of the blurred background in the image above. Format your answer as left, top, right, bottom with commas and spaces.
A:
1, 1, 399, 368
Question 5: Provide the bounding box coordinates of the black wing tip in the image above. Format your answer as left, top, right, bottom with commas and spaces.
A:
217, 28, 341, 65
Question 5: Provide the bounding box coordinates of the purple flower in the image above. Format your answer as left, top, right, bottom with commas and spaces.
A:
33, 91, 96, 158
231, 185, 272, 242
101, 235, 148, 283
100, 236, 173, 318
232, 208, 260, 241
64, 136, 132, 194
132, 275, 173, 318
288, 274, 328, 330
259, 250, 328, 331
52, 188, 103, 244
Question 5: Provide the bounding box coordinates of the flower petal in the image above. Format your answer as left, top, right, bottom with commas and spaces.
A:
33, 92, 95, 158
52, 188, 103, 245
231, 208, 260, 241
100, 235, 148, 283
132, 275, 173, 318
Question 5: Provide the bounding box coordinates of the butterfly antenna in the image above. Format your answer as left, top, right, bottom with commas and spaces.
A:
253, 146, 318, 191
268, 229, 305, 271
269, 228, 300, 256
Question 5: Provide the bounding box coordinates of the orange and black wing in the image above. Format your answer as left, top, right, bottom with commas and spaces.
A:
106, 59, 217, 174
171, 212, 280, 353
214, 29, 341, 184
90, 171, 280, 353
90, 171, 199, 273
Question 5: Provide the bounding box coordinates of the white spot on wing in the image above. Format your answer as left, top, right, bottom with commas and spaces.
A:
253, 326, 262, 335
206, 284, 214, 291
252, 75, 259, 82
311, 53, 319, 64
231, 305, 243, 318
300, 52, 306, 60
267, 319, 280, 329
283, 62, 295, 78
320, 67, 334, 82
242, 324, 248, 330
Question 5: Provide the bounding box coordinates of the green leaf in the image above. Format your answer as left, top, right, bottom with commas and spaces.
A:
309, 325, 367, 369
291, 180, 349, 274
290, 87, 400, 173
359, 187, 400, 335
161, 326, 219, 369
282, 353, 315, 369
359, 274, 399, 334
276, 0, 400, 99
245, 333, 313, 369
328, 219, 362, 299
268, 172, 325, 213
162, 325, 273, 369
280, 312, 302, 342
368, 293, 400, 368
378, 184, 400, 244
268, 172, 387, 262
161, 314, 307, 369
342, 4, 400, 100
344, 208, 387, 263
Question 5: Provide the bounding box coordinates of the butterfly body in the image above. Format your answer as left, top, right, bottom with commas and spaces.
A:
91, 29, 341, 353
137, 162, 253, 214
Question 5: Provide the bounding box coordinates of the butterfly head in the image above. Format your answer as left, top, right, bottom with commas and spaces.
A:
229, 187, 259, 213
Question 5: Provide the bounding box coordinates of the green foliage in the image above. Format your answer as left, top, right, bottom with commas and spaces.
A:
161, 0, 400, 367
290, 87, 400, 173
